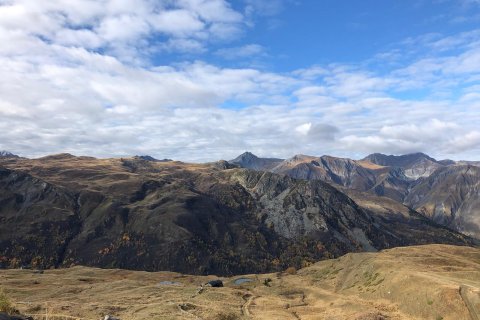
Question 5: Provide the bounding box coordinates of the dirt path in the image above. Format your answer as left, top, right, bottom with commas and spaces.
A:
460, 285, 480, 320
241, 293, 257, 317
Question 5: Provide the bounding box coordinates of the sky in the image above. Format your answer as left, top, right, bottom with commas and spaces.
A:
0, 0, 480, 161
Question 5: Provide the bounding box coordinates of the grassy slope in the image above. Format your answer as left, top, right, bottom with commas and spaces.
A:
0, 244, 479, 320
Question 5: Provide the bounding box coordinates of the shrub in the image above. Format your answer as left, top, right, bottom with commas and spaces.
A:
216, 312, 239, 320
263, 278, 272, 286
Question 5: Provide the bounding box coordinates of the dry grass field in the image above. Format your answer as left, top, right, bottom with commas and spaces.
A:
1, 244, 479, 320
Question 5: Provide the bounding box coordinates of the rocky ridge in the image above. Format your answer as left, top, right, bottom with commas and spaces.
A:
230, 151, 480, 239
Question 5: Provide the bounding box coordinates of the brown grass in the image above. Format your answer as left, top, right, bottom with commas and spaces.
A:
0, 288, 16, 314
285, 266, 297, 275
0, 244, 478, 320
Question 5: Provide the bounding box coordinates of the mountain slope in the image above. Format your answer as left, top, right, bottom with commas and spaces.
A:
340, 188, 472, 246
0, 155, 473, 275
405, 165, 480, 239
362, 152, 444, 179
269, 154, 412, 202
231, 152, 480, 239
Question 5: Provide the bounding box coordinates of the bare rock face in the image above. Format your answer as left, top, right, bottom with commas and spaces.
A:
0, 156, 473, 275
405, 165, 480, 239
228, 170, 377, 245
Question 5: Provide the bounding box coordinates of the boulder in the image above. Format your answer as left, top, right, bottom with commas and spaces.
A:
0, 313, 33, 320
206, 279, 223, 287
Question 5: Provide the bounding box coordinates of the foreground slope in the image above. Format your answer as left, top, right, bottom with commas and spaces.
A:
1, 244, 479, 320
0, 155, 473, 275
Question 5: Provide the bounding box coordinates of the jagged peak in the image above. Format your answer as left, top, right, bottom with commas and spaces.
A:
235, 151, 258, 159
230, 151, 260, 164
0, 150, 19, 158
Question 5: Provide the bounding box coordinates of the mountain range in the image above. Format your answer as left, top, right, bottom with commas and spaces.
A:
0, 150, 477, 276
231, 151, 480, 239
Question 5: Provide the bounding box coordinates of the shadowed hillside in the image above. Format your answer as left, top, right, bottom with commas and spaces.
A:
0, 155, 473, 275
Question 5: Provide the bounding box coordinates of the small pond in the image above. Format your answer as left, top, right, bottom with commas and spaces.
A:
158, 281, 182, 286
234, 278, 254, 285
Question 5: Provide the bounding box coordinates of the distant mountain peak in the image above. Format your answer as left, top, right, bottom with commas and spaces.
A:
362, 152, 442, 180
133, 155, 173, 162
363, 152, 438, 164
0, 151, 19, 158
230, 151, 283, 171
234, 151, 258, 160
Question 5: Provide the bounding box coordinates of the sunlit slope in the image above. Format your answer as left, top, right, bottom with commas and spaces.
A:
1, 244, 478, 320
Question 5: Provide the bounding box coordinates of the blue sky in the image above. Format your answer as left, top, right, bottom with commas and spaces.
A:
0, 0, 479, 161
159, 0, 480, 70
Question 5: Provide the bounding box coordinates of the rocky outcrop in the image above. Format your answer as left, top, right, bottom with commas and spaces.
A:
133, 155, 172, 162
0, 313, 33, 320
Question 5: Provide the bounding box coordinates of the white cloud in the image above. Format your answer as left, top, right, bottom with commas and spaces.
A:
0, 1, 479, 161
150, 9, 205, 36
295, 122, 311, 135
0, 0, 247, 62
447, 131, 480, 153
